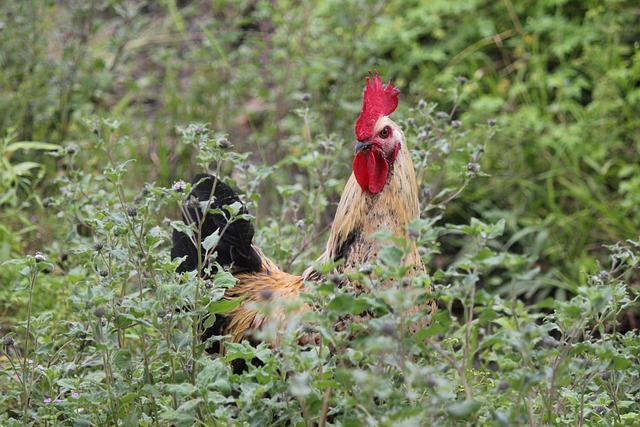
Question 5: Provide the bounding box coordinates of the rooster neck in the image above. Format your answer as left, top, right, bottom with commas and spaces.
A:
320, 139, 420, 270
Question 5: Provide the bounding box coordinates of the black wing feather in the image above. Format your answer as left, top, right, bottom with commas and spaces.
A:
171, 173, 263, 275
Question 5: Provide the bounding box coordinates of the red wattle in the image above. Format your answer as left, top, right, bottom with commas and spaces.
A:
367, 149, 388, 193
353, 149, 389, 194
353, 152, 369, 192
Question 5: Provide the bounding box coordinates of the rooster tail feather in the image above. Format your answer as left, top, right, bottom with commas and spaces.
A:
171, 173, 263, 275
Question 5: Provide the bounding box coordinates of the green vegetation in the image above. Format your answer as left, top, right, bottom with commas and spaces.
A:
1, 0, 638, 425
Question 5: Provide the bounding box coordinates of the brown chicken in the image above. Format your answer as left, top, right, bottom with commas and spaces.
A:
171, 71, 435, 360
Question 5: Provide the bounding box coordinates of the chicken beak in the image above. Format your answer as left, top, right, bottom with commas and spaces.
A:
354, 140, 372, 154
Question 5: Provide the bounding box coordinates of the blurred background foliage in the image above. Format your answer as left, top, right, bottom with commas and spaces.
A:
1, 0, 639, 304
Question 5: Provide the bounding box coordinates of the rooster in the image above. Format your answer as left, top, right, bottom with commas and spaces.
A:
171, 71, 436, 359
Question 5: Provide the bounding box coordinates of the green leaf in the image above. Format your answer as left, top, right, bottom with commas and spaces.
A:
611, 356, 632, 370
202, 230, 220, 251
378, 246, 403, 266
224, 200, 243, 216
5, 141, 60, 152
13, 162, 42, 175
202, 313, 217, 330
370, 230, 394, 241
213, 269, 237, 288
115, 312, 151, 327
446, 400, 481, 419
160, 398, 202, 427
223, 341, 256, 362
415, 310, 452, 339
2, 258, 28, 266
122, 408, 141, 427
111, 349, 133, 370
289, 372, 311, 397
170, 220, 193, 236
487, 218, 506, 239
447, 218, 505, 240
328, 294, 370, 316
196, 359, 231, 394
207, 295, 244, 316
146, 226, 167, 248
118, 393, 139, 405
164, 383, 195, 397
20, 266, 31, 277
56, 378, 78, 391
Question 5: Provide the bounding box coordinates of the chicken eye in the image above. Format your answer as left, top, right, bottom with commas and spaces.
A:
379, 126, 390, 139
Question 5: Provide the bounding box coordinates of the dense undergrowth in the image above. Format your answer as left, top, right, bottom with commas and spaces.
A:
1, 0, 639, 425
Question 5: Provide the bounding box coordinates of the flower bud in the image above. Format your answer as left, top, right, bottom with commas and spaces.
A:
126, 206, 137, 218
186, 197, 200, 209
467, 162, 480, 172
422, 188, 432, 200
259, 288, 275, 301
380, 322, 396, 337
329, 273, 341, 285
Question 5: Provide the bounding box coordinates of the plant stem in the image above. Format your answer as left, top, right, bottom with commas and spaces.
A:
424, 337, 473, 401
97, 314, 118, 421
22, 264, 37, 421
318, 387, 333, 427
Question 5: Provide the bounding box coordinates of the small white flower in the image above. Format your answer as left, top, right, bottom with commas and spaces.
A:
172, 180, 187, 192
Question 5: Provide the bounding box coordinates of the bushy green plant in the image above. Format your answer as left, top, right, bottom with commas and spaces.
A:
0, 93, 638, 425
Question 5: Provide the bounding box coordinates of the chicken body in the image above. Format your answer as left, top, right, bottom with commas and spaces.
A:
309, 116, 422, 286
171, 71, 435, 359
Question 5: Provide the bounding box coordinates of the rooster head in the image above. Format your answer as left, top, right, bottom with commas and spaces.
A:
353, 70, 402, 194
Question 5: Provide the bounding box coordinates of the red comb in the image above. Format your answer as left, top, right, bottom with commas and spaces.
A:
354, 70, 400, 141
